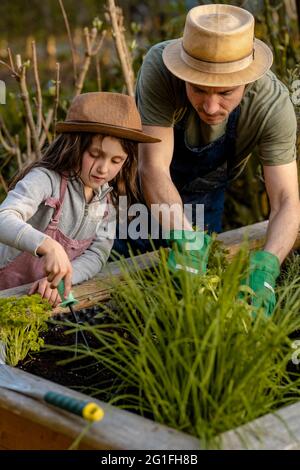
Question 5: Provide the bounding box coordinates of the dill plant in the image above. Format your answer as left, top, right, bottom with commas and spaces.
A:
0, 294, 51, 366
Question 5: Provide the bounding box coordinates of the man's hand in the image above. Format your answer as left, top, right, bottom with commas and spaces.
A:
37, 238, 73, 297
166, 230, 212, 275
29, 277, 62, 307
241, 250, 280, 316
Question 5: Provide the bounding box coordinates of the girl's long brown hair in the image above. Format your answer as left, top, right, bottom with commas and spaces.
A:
9, 132, 140, 207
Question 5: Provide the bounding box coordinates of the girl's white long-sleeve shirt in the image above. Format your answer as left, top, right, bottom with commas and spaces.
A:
0, 168, 116, 285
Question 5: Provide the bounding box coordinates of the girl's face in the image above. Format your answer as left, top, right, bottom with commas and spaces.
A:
80, 134, 128, 200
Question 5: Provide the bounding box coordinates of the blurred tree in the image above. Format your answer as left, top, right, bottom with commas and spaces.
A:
0, 0, 106, 40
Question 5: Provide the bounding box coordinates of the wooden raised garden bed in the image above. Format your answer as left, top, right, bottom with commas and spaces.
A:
0, 220, 300, 450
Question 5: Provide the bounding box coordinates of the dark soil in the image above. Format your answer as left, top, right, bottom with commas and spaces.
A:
18, 303, 123, 401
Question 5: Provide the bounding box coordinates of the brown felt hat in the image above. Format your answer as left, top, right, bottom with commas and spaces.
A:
56, 92, 160, 143
163, 4, 273, 87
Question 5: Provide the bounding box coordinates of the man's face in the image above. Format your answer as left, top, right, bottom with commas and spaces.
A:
185, 83, 245, 125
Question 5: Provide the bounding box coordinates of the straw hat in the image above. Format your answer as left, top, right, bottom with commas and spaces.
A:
162, 4, 273, 87
56, 92, 160, 143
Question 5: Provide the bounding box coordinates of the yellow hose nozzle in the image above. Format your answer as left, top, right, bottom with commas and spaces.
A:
82, 402, 105, 422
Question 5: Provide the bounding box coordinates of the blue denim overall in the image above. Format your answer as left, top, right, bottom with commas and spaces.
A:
171, 105, 240, 233
112, 106, 240, 257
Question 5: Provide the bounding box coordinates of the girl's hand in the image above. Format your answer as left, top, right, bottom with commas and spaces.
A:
29, 277, 62, 307
37, 238, 73, 298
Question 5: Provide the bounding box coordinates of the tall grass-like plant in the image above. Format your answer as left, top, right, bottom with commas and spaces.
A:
52, 249, 300, 447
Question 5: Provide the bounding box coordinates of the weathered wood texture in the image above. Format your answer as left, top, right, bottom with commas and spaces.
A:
220, 401, 300, 450
0, 367, 200, 450
0, 249, 160, 314
0, 221, 299, 316
1, 366, 300, 449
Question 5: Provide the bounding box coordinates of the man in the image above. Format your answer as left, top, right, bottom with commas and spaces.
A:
117, 4, 300, 315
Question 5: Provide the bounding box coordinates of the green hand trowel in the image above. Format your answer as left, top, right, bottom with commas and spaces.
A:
57, 280, 90, 350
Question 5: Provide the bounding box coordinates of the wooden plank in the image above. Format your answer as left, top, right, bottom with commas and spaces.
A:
218, 220, 268, 256
2, 365, 300, 449
220, 401, 300, 450
0, 251, 160, 315
0, 407, 93, 450
0, 221, 299, 316
218, 221, 269, 254
0, 367, 201, 450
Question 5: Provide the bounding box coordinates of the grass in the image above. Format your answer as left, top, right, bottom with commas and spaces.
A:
48, 246, 300, 448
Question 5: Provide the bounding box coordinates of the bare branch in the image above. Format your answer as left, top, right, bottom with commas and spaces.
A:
117, 10, 135, 91
93, 30, 106, 91
74, 27, 98, 97
106, 0, 135, 97
58, 0, 78, 81
16, 54, 41, 160
40, 108, 54, 149
14, 135, 22, 170
52, 62, 60, 139
15, 54, 22, 70
0, 115, 15, 147
0, 171, 8, 193
32, 40, 43, 137
0, 121, 23, 172
7, 47, 16, 75
0, 130, 16, 155
25, 123, 32, 160
0, 59, 17, 77
0, 152, 15, 172
95, 52, 102, 91
93, 29, 107, 56
21, 152, 28, 165
84, 26, 92, 56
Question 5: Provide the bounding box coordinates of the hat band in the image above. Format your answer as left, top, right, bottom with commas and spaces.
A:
181, 45, 254, 75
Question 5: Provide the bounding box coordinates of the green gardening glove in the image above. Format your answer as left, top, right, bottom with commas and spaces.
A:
240, 250, 280, 316
166, 230, 212, 275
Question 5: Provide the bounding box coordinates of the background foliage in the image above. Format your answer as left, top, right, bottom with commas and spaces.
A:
0, 0, 299, 229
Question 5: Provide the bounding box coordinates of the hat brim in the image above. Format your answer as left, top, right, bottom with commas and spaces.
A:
162, 38, 273, 87
55, 122, 161, 143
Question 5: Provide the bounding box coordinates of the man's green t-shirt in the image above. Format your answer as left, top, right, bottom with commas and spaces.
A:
136, 40, 297, 179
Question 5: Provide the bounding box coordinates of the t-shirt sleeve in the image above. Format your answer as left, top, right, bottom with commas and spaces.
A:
135, 42, 180, 127
258, 87, 297, 166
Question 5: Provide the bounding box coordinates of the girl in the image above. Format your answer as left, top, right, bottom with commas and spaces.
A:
0, 92, 159, 305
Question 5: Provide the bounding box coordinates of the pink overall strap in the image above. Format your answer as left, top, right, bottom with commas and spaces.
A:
45, 175, 68, 225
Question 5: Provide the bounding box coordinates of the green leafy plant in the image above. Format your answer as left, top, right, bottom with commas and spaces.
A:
52, 248, 300, 448
0, 294, 51, 366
